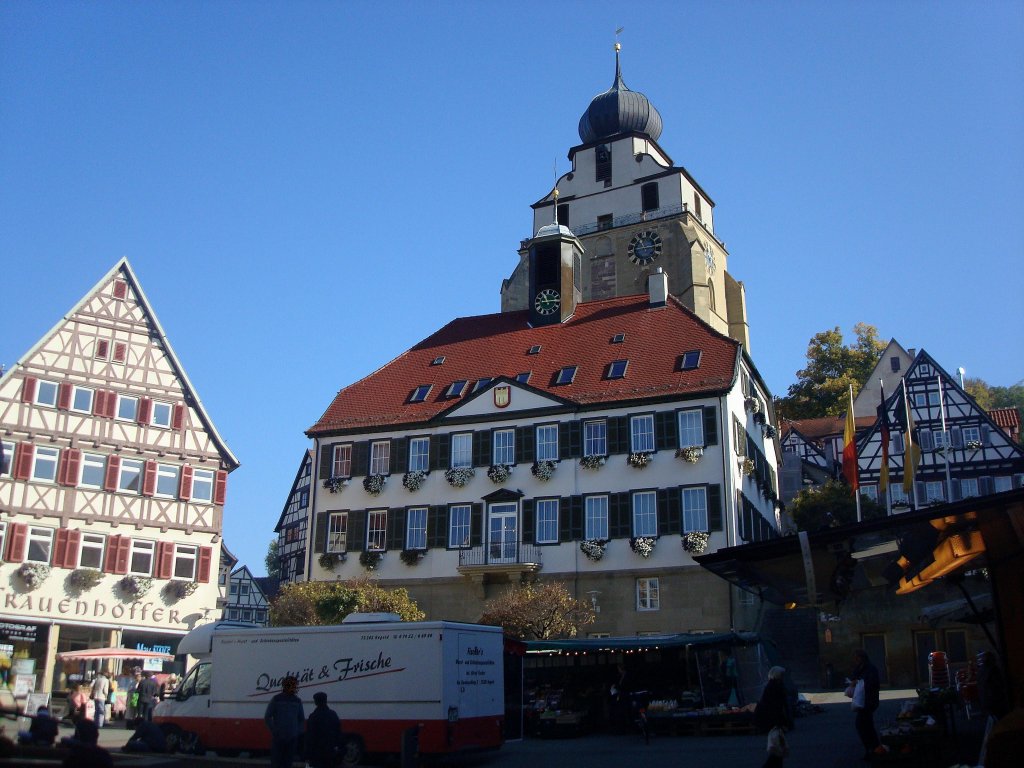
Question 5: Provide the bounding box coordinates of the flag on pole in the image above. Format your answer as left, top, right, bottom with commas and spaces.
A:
902, 381, 921, 495
843, 386, 859, 492
877, 382, 891, 496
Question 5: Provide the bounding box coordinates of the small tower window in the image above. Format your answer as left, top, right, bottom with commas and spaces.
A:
694, 194, 703, 219
641, 182, 660, 213
890, 357, 901, 372
597, 214, 613, 231
557, 204, 569, 226
596, 145, 611, 185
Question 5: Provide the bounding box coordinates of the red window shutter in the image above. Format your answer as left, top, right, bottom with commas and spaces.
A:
172, 404, 185, 430
64, 529, 82, 568
93, 390, 105, 417
5, 522, 27, 562
95, 340, 109, 360
95, 390, 115, 418
58, 448, 81, 487
104, 455, 121, 492
105, 390, 118, 418
214, 470, 228, 505
13, 443, 34, 480
197, 546, 213, 583
142, 460, 157, 497
113, 279, 128, 300
21, 377, 37, 403
57, 382, 72, 411
53, 528, 70, 566
113, 342, 127, 363
104, 535, 130, 574
137, 398, 152, 425
155, 541, 174, 579
179, 465, 193, 501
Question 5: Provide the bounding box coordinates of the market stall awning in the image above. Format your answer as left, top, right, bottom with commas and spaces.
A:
523, 631, 759, 654
56, 647, 174, 662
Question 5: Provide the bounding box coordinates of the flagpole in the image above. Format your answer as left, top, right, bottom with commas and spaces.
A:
902, 378, 920, 509
880, 379, 891, 517
938, 374, 953, 502
846, 384, 861, 522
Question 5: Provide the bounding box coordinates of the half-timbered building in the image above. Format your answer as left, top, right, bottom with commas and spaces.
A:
224, 566, 271, 626
0, 259, 238, 694
273, 450, 313, 584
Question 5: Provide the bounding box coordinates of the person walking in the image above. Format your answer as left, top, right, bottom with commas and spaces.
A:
136, 671, 160, 721
264, 675, 305, 768
90, 670, 110, 728
850, 649, 884, 759
755, 666, 792, 768
305, 691, 342, 768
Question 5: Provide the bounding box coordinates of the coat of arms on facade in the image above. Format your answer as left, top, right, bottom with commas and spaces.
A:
493, 385, 510, 409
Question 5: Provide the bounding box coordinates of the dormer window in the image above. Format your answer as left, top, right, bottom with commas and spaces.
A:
555, 366, 577, 385
516, 372, 531, 384
606, 360, 628, 379
447, 380, 468, 398
408, 385, 432, 404
528, 345, 542, 355
678, 350, 702, 371
612, 333, 625, 344
431, 356, 446, 366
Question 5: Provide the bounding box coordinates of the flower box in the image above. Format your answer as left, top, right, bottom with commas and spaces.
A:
16, 563, 50, 591
68, 568, 103, 591
763, 424, 778, 440
363, 474, 387, 496
318, 552, 345, 570
402, 470, 428, 492
965, 440, 983, 450
675, 446, 703, 464
163, 580, 198, 600
445, 467, 475, 488
681, 531, 710, 554
579, 539, 608, 561
399, 550, 425, 566
741, 458, 756, 476
627, 452, 652, 469
323, 476, 349, 493
579, 454, 605, 471
119, 575, 153, 601
744, 396, 761, 414
359, 551, 383, 571
487, 464, 513, 484
630, 537, 656, 558
531, 460, 556, 481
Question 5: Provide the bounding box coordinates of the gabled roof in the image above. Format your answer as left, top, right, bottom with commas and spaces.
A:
0, 258, 238, 469
989, 407, 1021, 432
274, 449, 314, 533
308, 294, 742, 436
781, 416, 875, 443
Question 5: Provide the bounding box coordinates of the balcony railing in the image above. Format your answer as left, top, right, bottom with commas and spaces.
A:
458, 542, 543, 568
523, 202, 721, 248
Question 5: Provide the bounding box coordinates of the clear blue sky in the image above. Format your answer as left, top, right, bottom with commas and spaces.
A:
3, 1, 1022, 574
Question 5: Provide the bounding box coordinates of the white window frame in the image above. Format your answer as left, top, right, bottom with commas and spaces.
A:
0, 522, 6, 560
959, 478, 979, 498
26, 526, 54, 564
493, 429, 515, 465
151, 401, 173, 428
451, 433, 473, 469
584, 495, 609, 540
366, 509, 387, 551
632, 490, 657, 537
71, 386, 94, 414
406, 507, 428, 550
173, 544, 198, 580
34, 379, 59, 408
1, 440, 14, 477
155, 463, 180, 498
925, 481, 945, 503
369, 441, 391, 475
449, 504, 471, 548
890, 485, 910, 506
327, 512, 348, 553
129, 540, 155, 575
682, 486, 708, 533
118, 458, 143, 494
116, 394, 138, 421
408, 437, 430, 473
637, 577, 660, 611
332, 444, 352, 478
192, 469, 215, 503
31, 446, 60, 483
78, 533, 105, 569
536, 425, 559, 462
993, 476, 1012, 493
630, 414, 655, 453
933, 430, 950, 449
859, 484, 878, 502
678, 409, 704, 448
962, 426, 981, 445
535, 498, 559, 544
583, 420, 607, 457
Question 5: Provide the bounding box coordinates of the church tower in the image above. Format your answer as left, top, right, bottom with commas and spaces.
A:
501, 45, 751, 349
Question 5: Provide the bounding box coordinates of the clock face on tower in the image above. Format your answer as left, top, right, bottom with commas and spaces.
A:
628, 230, 663, 265
534, 288, 560, 315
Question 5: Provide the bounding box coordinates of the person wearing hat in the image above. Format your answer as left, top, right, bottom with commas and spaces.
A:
755, 666, 792, 767
305, 691, 343, 768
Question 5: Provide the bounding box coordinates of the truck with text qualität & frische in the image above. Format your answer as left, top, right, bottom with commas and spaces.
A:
154, 614, 505, 762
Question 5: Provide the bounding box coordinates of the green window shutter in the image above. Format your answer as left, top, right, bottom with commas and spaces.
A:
387, 509, 404, 550
657, 488, 675, 534
609, 416, 629, 454
313, 511, 328, 553
569, 496, 583, 540
703, 406, 718, 446
392, 437, 409, 474
428, 505, 447, 548
665, 487, 681, 534
655, 411, 676, 451
349, 511, 366, 552
471, 503, 484, 546
319, 444, 334, 480
432, 434, 449, 471
517, 427, 535, 464
610, 492, 631, 538
567, 420, 581, 459
473, 431, 490, 467
352, 442, 370, 476
522, 499, 536, 543
708, 484, 723, 531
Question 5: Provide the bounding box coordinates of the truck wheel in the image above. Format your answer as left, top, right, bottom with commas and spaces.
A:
338, 735, 364, 767
160, 724, 184, 754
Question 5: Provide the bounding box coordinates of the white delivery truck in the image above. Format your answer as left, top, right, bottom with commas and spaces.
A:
154, 614, 505, 763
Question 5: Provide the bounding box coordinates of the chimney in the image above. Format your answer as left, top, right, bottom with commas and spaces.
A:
648, 268, 668, 307
908, 348, 916, 358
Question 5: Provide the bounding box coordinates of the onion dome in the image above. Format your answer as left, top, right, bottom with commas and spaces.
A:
578, 47, 663, 144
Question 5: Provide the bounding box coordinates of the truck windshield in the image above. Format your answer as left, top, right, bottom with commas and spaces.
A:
178, 662, 211, 699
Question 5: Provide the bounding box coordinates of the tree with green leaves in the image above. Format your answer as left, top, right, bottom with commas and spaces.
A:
789, 479, 886, 531
777, 323, 886, 420
478, 581, 595, 640
269, 576, 425, 627
964, 377, 1024, 444
265, 538, 281, 579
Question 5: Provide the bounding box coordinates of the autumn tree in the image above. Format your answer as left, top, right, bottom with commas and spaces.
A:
789, 479, 886, 531
777, 324, 886, 420
478, 581, 595, 640
964, 377, 1024, 443
269, 576, 425, 627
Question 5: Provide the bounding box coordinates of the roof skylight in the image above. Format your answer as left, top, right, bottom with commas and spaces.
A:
528, 345, 542, 355
555, 366, 577, 385
447, 380, 468, 398
408, 385, 432, 403
679, 350, 702, 371
606, 360, 628, 379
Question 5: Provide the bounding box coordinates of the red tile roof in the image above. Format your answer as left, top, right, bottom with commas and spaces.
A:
781, 416, 875, 443
989, 407, 1021, 431
308, 294, 741, 435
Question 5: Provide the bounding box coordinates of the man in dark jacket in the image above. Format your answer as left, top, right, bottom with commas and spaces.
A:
136, 672, 160, 721
305, 691, 342, 768
851, 649, 883, 758
755, 666, 792, 767
264, 676, 305, 768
